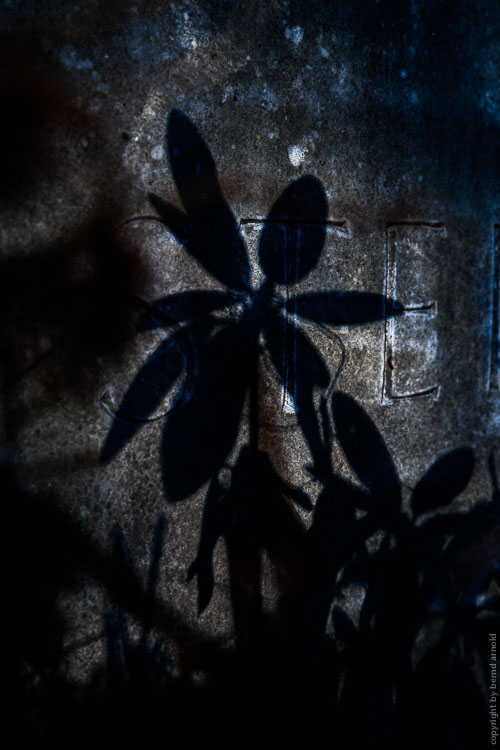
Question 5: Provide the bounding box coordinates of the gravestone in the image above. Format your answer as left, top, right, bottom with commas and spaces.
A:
0, 1, 498, 747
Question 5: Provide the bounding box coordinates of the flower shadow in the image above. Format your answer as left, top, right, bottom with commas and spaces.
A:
315, 392, 494, 747
101, 109, 401, 505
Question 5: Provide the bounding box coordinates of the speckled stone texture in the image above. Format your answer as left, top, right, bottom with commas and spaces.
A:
0, 1, 499, 747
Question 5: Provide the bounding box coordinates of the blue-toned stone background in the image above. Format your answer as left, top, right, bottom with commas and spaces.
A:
0, 1, 499, 745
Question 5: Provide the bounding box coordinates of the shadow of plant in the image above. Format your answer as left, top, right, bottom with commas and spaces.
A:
3, 405, 497, 748
101, 110, 402, 628
101, 109, 401, 497
94, 109, 497, 747
316, 392, 495, 747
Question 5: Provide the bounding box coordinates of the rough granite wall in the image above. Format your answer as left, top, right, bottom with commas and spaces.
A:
1, 1, 499, 747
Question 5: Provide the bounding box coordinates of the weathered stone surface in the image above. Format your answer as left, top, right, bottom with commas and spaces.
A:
1, 1, 499, 746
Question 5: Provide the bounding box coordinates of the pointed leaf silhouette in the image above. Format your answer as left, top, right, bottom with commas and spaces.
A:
187, 477, 226, 614
307, 476, 370, 637
289, 290, 402, 325
139, 290, 238, 330
332, 392, 401, 511
264, 314, 330, 468
258, 175, 328, 284
309, 474, 371, 547
411, 447, 474, 517
110, 523, 133, 570
101, 333, 185, 463
163, 109, 250, 291
161, 318, 254, 501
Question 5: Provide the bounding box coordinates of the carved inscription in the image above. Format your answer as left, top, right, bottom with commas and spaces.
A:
240, 219, 349, 414
383, 223, 445, 402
